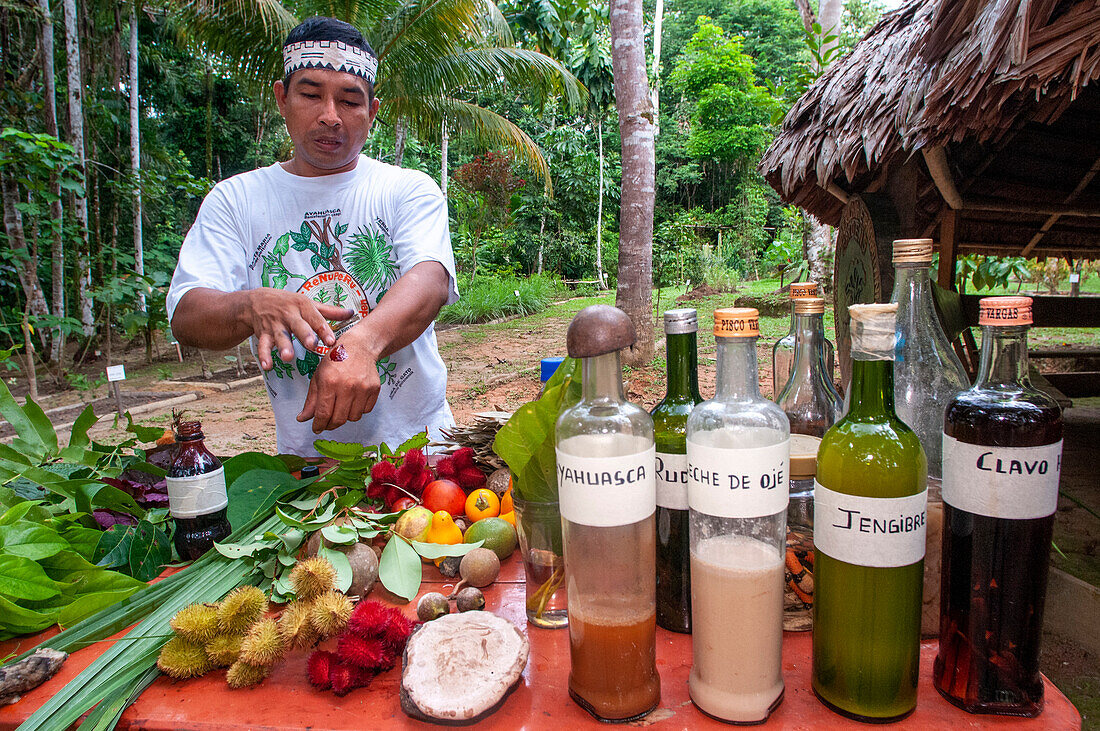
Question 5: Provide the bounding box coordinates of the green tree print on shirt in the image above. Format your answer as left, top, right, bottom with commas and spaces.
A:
346, 227, 399, 291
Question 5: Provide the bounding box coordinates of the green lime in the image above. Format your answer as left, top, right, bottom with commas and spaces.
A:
463, 517, 518, 561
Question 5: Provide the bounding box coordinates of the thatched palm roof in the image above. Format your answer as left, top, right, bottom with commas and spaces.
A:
760, 0, 1100, 258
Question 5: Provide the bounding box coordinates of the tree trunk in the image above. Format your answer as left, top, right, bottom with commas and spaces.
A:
595, 117, 606, 288
649, 0, 664, 138
2, 173, 51, 341
610, 0, 656, 366
38, 0, 65, 363
802, 210, 831, 288
205, 59, 213, 179
537, 214, 545, 274
130, 3, 144, 315
394, 118, 407, 168
63, 0, 93, 337
440, 120, 448, 195
818, 0, 842, 65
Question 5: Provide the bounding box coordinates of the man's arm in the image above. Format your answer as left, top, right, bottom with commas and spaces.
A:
171, 287, 354, 371
297, 261, 450, 432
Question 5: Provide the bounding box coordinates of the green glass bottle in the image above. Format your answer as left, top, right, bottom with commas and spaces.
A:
651, 309, 704, 633
813, 303, 928, 723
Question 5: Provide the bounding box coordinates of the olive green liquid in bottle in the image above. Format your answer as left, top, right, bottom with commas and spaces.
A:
813, 303, 928, 723
651, 309, 704, 633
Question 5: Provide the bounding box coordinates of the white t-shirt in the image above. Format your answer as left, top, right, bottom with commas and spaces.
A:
167, 155, 459, 457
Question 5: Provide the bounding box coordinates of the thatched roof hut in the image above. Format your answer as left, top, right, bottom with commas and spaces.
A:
760, 0, 1100, 264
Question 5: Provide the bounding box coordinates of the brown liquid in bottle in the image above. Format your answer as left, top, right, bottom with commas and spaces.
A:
168, 421, 231, 560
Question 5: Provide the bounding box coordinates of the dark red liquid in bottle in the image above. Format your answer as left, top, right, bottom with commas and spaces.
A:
168, 421, 232, 560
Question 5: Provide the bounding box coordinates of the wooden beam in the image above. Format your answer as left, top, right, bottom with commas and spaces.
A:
824, 182, 850, 204
939, 207, 958, 290
962, 199, 1100, 218
1022, 153, 1100, 256
922, 147, 964, 209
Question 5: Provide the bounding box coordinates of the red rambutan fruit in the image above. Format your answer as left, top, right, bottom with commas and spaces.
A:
381, 611, 415, 651
337, 634, 389, 670
435, 457, 457, 480
366, 479, 387, 501
452, 447, 475, 470
306, 650, 334, 689
329, 660, 370, 696
371, 460, 398, 482
457, 466, 486, 490
347, 600, 391, 637
403, 448, 426, 470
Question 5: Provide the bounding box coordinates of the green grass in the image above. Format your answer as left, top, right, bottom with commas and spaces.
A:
439, 275, 559, 324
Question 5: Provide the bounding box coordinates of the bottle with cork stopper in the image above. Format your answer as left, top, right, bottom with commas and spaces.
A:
773, 281, 835, 397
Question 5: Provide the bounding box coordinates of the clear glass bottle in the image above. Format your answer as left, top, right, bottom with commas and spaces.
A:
776, 296, 843, 438
773, 282, 834, 397
652, 308, 703, 634
686, 308, 788, 724
813, 304, 927, 723
556, 305, 660, 722
167, 421, 231, 560
934, 297, 1062, 717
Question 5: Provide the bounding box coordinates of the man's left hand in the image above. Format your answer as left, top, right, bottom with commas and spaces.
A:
296, 329, 380, 433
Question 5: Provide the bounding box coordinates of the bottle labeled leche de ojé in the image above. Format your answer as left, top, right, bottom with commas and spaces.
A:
166, 420, 231, 560
934, 296, 1062, 717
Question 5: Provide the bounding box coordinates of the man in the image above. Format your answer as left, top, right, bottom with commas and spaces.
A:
167, 17, 458, 456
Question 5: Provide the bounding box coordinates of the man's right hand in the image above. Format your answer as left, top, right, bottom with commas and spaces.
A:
244, 289, 354, 370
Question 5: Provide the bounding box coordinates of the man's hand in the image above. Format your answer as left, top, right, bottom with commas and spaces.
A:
246, 289, 355, 371
296, 327, 380, 432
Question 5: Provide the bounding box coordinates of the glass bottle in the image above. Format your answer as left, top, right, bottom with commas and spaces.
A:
772, 281, 834, 397
934, 296, 1062, 717
651, 308, 704, 634
556, 305, 660, 722
813, 304, 928, 723
167, 421, 231, 560
776, 296, 843, 438
686, 308, 788, 724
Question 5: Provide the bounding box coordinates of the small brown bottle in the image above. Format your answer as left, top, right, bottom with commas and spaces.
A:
167, 421, 231, 560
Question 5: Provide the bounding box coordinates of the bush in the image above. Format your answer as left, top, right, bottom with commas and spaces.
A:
439, 275, 557, 324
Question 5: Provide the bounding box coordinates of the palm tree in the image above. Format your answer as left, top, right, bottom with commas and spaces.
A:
170, 0, 584, 186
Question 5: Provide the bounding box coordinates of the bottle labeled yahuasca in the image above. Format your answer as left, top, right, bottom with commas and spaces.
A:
773, 282, 834, 396
167, 421, 231, 560
813, 304, 927, 723
934, 296, 1062, 717
556, 305, 660, 722
652, 308, 704, 634
686, 308, 788, 724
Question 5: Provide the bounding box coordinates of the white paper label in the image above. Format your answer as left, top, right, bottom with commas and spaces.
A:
814, 482, 927, 567
557, 438, 655, 527
105, 364, 126, 382
687, 440, 790, 518
1070, 273, 1080, 283
166, 466, 229, 519
655, 452, 689, 510
942, 435, 1062, 519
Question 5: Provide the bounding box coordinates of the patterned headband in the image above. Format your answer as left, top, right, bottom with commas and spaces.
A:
283, 40, 378, 84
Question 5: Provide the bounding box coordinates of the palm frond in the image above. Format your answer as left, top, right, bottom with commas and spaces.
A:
169, 0, 299, 84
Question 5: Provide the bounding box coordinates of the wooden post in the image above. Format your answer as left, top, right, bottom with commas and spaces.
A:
938, 208, 957, 291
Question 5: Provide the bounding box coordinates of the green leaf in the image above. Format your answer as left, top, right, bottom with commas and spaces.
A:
378, 536, 421, 601
409, 539, 483, 560
0, 594, 58, 634
394, 431, 431, 457
227, 469, 302, 530
222, 452, 289, 492
1, 500, 48, 525
60, 526, 103, 560
58, 588, 141, 628
0, 379, 48, 458
20, 396, 59, 455
0, 523, 69, 560
213, 540, 269, 559
335, 222, 348, 237
126, 522, 171, 582
320, 524, 358, 545
93, 524, 137, 569
124, 414, 165, 443
313, 440, 366, 461
317, 545, 353, 593
67, 405, 100, 450
273, 232, 291, 256
0, 555, 61, 601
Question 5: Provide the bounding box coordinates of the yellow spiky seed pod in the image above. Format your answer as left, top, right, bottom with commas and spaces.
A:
225, 660, 269, 688
239, 618, 285, 667
290, 557, 337, 601
157, 637, 213, 679
169, 603, 219, 644
217, 586, 268, 634
204, 633, 245, 667
278, 600, 319, 650
309, 591, 353, 640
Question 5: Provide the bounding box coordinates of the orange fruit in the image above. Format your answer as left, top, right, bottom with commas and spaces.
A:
498, 510, 515, 528
500, 486, 513, 515
465, 488, 500, 522
425, 511, 462, 546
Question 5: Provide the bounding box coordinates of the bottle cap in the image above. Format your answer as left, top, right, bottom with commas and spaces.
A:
979, 296, 1033, 326
789, 282, 819, 299
663, 308, 698, 335
789, 434, 821, 479
566, 305, 636, 357
300, 465, 321, 479
892, 238, 934, 263
793, 297, 825, 315
848, 303, 897, 360
713, 308, 759, 338
540, 357, 565, 382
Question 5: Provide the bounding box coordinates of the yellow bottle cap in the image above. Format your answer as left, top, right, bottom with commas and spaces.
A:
714, 308, 760, 338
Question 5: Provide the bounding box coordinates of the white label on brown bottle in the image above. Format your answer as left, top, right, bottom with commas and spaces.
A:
814, 482, 927, 567
687, 440, 790, 518
166, 466, 229, 519
655, 452, 689, 510
557, 436, 655, 527
942, 435, 1062, 519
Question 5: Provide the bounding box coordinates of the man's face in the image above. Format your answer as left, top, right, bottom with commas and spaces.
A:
273, 67, 380, 176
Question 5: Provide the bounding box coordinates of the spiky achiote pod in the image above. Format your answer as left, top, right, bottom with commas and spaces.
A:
309, 591, 353, 639
278, 600, 319, 649
157, 637, 213, 679
226, 660, 269, 689
217, 586, 268, 634
306, 650, 335, 689
204, 633, 245, 667
168, 603, 219, 644
239, 618, 285, 667
290, 557, 337, 601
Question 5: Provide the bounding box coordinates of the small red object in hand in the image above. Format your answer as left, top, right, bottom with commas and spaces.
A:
330, 344, 348, 361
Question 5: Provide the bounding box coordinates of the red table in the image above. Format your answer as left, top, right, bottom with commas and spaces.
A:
0, 557, 1081, 730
